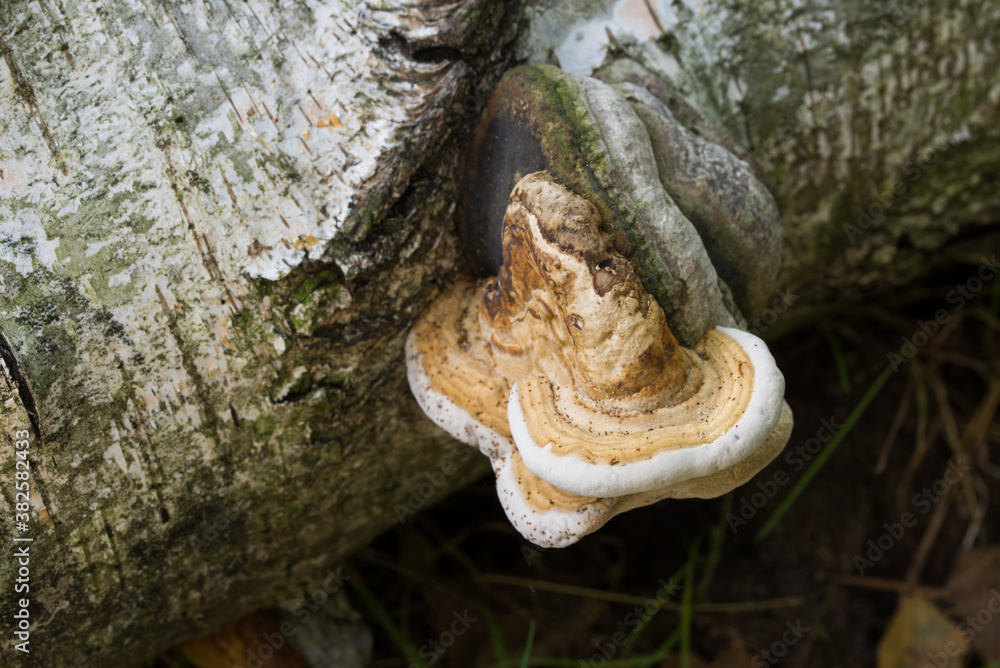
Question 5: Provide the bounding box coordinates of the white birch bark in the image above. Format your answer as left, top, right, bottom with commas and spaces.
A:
0, 0, 508, 665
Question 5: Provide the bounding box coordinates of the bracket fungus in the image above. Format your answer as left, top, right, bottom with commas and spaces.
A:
458, 64, 784, 347
408, 64, 792, 547
408, 172, 793, 547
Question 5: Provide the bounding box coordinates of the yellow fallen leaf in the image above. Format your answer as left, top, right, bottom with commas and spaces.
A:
943, 545, 1000, 661
877, 591, 969, 668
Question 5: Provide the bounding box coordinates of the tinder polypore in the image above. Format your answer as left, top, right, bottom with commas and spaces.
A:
406, 172, 793, 547
406, 279, 621, 547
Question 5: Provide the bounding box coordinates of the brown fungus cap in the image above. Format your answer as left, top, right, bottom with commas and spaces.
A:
486, 173, 790, 498
406, 173, 792, 546
406, 279, 620, 547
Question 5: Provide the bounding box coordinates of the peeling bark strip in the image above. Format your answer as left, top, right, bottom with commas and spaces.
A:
0, 328, 40, 439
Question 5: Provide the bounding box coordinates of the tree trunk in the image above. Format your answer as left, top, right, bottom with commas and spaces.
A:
521, 0, 1000, 322
0, 1, 513, 665
0, 0, 997, 666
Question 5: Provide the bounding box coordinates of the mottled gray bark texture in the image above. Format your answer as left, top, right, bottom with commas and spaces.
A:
0, 0, 997, 666
523, 0, 1000, 328
0, 1, 513, 666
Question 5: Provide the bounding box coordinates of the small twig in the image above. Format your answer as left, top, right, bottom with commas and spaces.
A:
977, 430, 1000, 481
927, 309, 968, 351
481, 573, 805, 613
875, 374, 912, 475
967, 305, 1000, 334
696, 498, 731, 598
963, 476, 990, 549
925, 369, 963, 455
903, 466, 956, 593
897, 415, 941, 512
360, 548, 532, 621
954, 372, 1000, 546
642, 0, 667, 35
896, 363, 934, 513
931, 351, 993, 379
816, 571, 946, 599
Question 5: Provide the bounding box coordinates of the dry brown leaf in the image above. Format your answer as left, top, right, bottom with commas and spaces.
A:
942, 545, 1000, 661
181, 611, 305, 668
877, 591, 969, 668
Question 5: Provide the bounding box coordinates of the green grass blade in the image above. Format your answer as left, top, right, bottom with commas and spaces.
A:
754, 364, 895, 544
359, 550, 508, 663
618, 609, 657, 659
679, 541, 697, 668
821, 326, 852, 395
483, 607, 509, 666
520, 621, 537, 668
619, 567, 684, 658
634, 627, 681, 667
696, 501, 730, 598
347, 572, 430, 668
